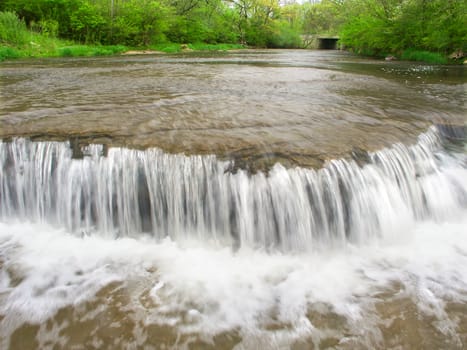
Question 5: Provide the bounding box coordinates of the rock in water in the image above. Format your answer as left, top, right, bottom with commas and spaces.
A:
435, 122, 466, 142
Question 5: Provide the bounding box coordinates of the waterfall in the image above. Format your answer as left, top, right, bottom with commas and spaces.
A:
1, 127, 466, 251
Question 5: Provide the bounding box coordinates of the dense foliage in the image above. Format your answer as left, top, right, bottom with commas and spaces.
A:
1, 0, 466, 59
0, 0, 306, 48
339, 0, 467, 57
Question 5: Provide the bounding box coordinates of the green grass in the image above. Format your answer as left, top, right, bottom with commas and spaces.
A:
148, 43, 182, 53
401, 49, 448, 64
1, 11, 244, 62
147, 43, 244, 53
0, 46, 21, 60
187, 43, 245, 51
1, 40, 244, 62
1, 39, 127, 61
58, 45, 127, 57
0, 10, 128, 60
0, 11, 29, 45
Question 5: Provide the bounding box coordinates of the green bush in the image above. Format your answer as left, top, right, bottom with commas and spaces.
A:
0, 46, 21, 61
339, 0, 467, 61
0, 11, 29, 45
58, 45, 127, 57
59, 47, 73, 57
267, 21, 302, 49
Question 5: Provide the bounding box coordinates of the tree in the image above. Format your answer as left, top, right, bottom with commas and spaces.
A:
301, 0, 343, 36
70, 1, 106, 43
111, 0, 171, 45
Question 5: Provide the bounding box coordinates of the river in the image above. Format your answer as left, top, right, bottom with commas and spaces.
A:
0, 50, 466, 349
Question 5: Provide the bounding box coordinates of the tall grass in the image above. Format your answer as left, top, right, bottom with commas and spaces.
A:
0, 11, 29, 45
401, 49, 448, 64
187, 43, 244, 51
0, 10, 128, 61
149, 43, 182, 53
58, 45, 127, 57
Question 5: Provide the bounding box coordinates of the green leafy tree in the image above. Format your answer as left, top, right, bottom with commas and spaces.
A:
301, 0, 343, 36
166, 0, 239, 44
339, 0, 403, 55
0, 11, 29, 45
111, 0, 171, 45
2, 0, 83, 38
70, 1, 106, 43
395, 0, 467, 53
339, 0, 467, 56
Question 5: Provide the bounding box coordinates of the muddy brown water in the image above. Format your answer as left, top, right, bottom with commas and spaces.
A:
1, 50, 466, 350
1, 50, 465, 170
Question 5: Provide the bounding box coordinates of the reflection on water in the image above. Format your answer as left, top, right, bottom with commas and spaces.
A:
1, 50, 465, 169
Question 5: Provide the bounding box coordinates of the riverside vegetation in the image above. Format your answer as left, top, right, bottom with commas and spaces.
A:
0, 0, 466, 63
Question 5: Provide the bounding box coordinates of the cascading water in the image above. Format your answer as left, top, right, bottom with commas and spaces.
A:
1, 126, 465, 251
2, 48, 467, 349
1, 125, 467, 349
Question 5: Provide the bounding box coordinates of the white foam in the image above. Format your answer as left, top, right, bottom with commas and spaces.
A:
1, 129, 466, 347
1, 212, 467, 347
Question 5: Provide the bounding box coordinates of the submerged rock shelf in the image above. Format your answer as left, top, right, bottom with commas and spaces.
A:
1, 126, 465, 251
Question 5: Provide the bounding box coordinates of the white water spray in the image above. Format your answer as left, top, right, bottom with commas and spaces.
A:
1, 127, 465, 251
1, 126, 467, 349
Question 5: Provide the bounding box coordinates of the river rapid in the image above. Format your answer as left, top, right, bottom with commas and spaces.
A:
0, 50, 466, 349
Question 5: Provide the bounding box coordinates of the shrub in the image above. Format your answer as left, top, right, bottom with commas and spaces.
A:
0, 46, 21, 61
0, 11, 29, 45
58, 45, 127, 57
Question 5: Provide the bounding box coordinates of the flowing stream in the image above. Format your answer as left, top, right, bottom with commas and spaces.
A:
0, 50, 466, 349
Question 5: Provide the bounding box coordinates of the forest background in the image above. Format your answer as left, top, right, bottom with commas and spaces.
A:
0, 0, 466, 62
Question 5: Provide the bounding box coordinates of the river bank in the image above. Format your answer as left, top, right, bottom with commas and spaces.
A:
2, 38, 464, 65
0, 14, 461, 65
0, 18, 460, 65
0, 39, 245, 62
